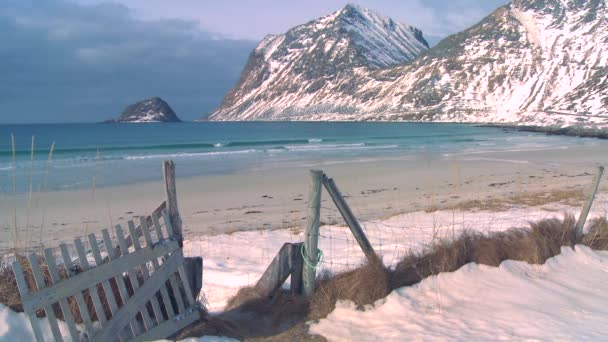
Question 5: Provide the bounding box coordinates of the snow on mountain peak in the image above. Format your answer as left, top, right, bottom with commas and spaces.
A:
209, 0, 608, 126
208, 5, 429, 120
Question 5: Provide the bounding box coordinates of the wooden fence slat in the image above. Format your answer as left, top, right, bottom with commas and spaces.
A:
11, 260, 45, 341
323, 175, 377, 262
123, 201, 166, 250
149, 217, 176, 319
129, 221, 178, 319
60, 243, 94, 335
132, 309, 200, 342
177, 265, 196, 305
139, 216, 171, 323
102, 229, 147, 335
92, 250, 185, 342
291, 242, 304, 295
254, 243, 297, 298
28, 253, 64, 342
115, 224, 165, 324
161, 209, 175, 239
161, 207, 188, 312
152, 213, 165, 241
74, 238, 107, 325
25, 240, 180, 314
44, 249, 81, 341
163, 160, 183, 245
87, 234, 121, 319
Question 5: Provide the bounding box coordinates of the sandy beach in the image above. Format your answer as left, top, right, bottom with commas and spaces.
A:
2, 139, 607, 252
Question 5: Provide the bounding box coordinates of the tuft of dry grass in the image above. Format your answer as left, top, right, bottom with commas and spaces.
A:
308, 256, 389, 320
426, 189, 586, 213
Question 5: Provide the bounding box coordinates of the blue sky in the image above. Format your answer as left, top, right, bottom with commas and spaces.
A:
0, 0, 508, 123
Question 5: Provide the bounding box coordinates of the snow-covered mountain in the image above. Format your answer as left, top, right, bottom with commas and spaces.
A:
112, 97, 181, 123
207, 3, 429, 121
209, 1, 608, 127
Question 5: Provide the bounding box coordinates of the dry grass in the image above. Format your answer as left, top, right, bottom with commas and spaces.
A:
426, 188, 586, 213
178, 214, 608, 341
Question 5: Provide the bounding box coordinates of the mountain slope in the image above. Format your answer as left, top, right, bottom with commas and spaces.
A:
209, 1, 608, 126
208, 4, 429, 120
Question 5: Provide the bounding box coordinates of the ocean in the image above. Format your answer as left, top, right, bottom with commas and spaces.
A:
0, 122, 596, 193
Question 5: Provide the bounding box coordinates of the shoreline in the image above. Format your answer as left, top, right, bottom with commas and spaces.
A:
1, 141, 606, 252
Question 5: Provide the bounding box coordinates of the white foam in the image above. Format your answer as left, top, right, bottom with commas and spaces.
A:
124, 149, 257, 160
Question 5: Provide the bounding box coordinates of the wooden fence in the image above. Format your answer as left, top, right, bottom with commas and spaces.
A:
255, 170, 377, 297
254, 166, 604, 298
12, 161, 202, 341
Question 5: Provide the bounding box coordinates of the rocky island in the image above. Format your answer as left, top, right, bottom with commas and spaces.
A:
106, 97, 181, 123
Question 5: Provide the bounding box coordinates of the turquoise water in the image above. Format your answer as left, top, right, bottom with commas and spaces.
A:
0, 122, 591, 193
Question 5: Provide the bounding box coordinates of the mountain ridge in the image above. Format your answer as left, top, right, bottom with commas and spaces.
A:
208, 1, 608, 127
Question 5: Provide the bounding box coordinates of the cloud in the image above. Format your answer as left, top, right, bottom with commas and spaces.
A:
75, 0, 508, 45
0, 0, 255, 123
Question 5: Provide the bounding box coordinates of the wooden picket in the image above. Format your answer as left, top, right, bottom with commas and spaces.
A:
11, 207, 202, 342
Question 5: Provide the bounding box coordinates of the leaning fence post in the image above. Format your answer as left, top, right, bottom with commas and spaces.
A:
323, 174, 377, 262
303, 170, 323, 296
575, 165, 604, 237
164, 160, 183, 246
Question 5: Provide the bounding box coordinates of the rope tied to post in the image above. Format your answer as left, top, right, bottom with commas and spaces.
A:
301, 243, 324, 269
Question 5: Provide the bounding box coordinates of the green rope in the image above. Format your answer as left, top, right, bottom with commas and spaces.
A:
301, 243, 324, 269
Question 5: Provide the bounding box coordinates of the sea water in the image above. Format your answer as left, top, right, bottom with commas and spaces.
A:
0, 122, 596, 193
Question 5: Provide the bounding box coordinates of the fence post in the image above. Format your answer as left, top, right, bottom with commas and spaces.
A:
575, 165, 604, 237
323, 175, 377, 262
164, 160, 183, 246
303, 170, 323, 297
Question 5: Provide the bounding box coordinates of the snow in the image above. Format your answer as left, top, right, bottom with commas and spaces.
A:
3, 202, 606, 340
0, 303, 235, 341
0, 303, 77, 340
184, 203, 588, 311
310, 245, 608, 341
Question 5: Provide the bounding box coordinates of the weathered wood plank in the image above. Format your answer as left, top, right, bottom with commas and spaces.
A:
255, 243, 297, 297
323, 175, 377, 262
161, 209, 176, 239
303, 170, 323, 296
74, 237, 107, 325
91, 249, 185, 342
59, 243, 94, 335
28, 253, 64, 342
148, 217, 177, 319
86, 234, 118, 326
129, 220, 177, 320
23, 239, 180, 313
122, 201, 166, 250
183, 257, 203, 301
131, 309, 201, 342
177, 264, 196, 305
11, 260, 45, 341
102, 229, 147, 335
152, 213, 165, 241
291, 243, 304, 295
163, 160, 183, 245
126, 217, 163, 324
152, 213, 186, 313
44, 248, 81, 341
575, 165, 605, 236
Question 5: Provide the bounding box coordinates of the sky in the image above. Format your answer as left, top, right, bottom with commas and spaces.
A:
0, 0, 508, 123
